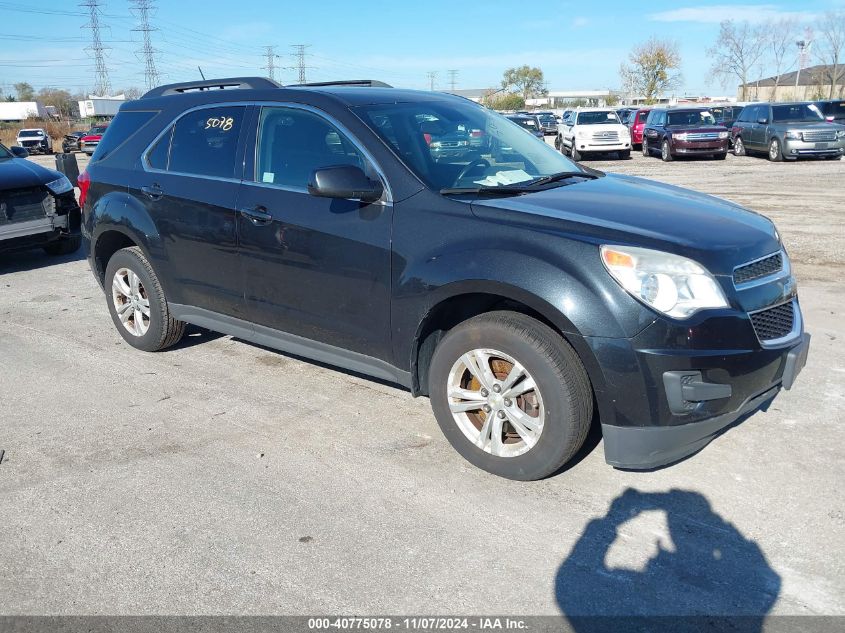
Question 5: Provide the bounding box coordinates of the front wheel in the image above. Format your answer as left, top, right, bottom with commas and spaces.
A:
428, 312, 593, 480
734, 136, 746, 156
571, 145, 582, 161
768, 137, 783, 162
661, 139, 673, 162
554, 135, 561, 150
43, 234, 81, 256
642, 138, 650, 157
714, 152, 727, 160
104, 246, 185, 352
619, 149, 631, 160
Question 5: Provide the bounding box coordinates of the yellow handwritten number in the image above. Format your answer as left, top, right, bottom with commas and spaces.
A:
205, 116, 234, 131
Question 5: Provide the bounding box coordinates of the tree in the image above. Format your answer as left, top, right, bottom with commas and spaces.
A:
484, 92, 525, 111
37, 87, 76, 118
708, 20, 767, 101
765, 19, 798, 100
501, 66, 546, 102
619, 38, 682, 104
121, 87, 143, 100
13, 82, 34, 101
815, 11, 845, 99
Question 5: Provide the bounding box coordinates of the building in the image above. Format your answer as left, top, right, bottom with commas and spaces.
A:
78, 94, 126, 118
0, 101, 49, 122
739, 64, 844, 102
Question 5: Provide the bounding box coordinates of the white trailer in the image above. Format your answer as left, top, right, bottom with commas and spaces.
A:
78, 95, 126, 118
0, 101, 49, 121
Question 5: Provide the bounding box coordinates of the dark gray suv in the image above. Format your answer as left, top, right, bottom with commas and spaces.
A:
731, 102, 845, 161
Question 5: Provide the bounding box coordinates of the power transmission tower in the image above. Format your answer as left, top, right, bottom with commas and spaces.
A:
291, 44, 313, 84
264, 45, 278, 81
130, 0, 159, 91
426, 71, 437, 91
448, 69, 458, 91
80, 0, 111, 96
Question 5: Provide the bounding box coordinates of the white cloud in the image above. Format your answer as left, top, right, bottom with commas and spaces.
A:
649, 4, 818, 24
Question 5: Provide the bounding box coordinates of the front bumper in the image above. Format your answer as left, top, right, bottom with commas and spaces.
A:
673, 139, 728, 154
783, 138, 845, 157
576, 141, 631, 153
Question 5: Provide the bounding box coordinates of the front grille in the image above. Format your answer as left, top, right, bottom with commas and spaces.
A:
685, 132, 721, 141
592, 130, 619, 142
19, 140, 40, 147
750, 301, 794, 341
734, 252, 783, 285
0, 188, 53, 225
802, 130, 836, 142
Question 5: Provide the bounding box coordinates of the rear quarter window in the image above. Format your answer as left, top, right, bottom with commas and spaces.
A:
90, 111, 157, 163
166, 106, 246, 178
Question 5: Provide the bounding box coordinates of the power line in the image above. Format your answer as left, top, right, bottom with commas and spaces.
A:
291, 44, 313, 84
80, 0, 111, 96
448, 69, 458, 91
426, 71, 437, 91
264, 45, 277, 81
130, 0, 159, 91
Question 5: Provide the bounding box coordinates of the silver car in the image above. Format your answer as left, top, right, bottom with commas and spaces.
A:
731, 102, 845, 161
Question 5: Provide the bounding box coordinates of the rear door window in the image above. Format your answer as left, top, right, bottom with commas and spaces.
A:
162, 106, 245, 178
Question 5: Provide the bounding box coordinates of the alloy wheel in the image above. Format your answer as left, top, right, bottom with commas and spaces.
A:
446, 348, 545, 458
111, 267, 151, 336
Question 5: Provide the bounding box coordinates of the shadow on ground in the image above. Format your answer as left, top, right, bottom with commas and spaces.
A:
0, 247, 85, 274
556, 488, 781, 632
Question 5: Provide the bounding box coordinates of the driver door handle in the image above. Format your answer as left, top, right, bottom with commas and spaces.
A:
141, 184, 163, 200
239, 206, 273, 226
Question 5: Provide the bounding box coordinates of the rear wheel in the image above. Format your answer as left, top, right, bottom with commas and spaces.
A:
768, 137, 783, 162
661, 139, 673, 162
428, 312, 593, 480
104, 246, 185, 352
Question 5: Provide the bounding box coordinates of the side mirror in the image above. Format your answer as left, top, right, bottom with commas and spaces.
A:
757, 118, 769, 125
10, 146, 29, 158
308, 165, 384, 203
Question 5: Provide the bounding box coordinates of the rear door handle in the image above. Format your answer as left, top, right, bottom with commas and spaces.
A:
239, 206, 273, 225
141, 184, 163, 200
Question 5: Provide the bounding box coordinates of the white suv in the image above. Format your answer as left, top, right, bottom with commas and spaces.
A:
15, 128, 53, 155
557, 109, 631, 160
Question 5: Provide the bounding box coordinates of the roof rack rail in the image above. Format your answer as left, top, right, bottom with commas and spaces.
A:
141, 77, 282, 99
293, 80, 393, 88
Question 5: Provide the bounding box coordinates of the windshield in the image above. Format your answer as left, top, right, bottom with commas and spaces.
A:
772, 103, 824, 123
577, 111, 620, 125
509, 117, 539, 129
355, 100, 583, 191
667, 110, 716, 126
89, 126, 108, 134
18, 130, 42, 137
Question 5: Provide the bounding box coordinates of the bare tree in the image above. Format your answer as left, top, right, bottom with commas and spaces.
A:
618, 37, 682, 104
815, 11, 845, 99
765, 19, 798, 100
708, 20, 767, 101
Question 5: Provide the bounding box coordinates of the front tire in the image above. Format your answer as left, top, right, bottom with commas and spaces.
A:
734, 136, 746, 156
661, 139, 673, 162
619, 149, 631, 160
428, 312, 593, 480
768, 137, 783, 162
642, 138, 650, 157
104, 246, 185, 352
571, 145, 582, 161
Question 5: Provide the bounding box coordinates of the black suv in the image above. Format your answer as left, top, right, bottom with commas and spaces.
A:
81, 78, 809, 480
643, 108, 729, 161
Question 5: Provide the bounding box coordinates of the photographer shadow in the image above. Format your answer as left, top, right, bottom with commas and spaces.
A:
555, 488, 781, 633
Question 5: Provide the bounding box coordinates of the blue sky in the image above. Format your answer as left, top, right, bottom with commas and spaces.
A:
0, 0, 841, 97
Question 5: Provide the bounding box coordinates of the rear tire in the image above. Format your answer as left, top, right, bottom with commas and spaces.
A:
642, 138, 650, 157
428, 311, 593, 480
104, 246, 185, 352
43, 234, 81, 256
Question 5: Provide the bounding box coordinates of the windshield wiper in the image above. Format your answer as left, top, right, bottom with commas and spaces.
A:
522, 170, 599, 188
439, 186, 534, 196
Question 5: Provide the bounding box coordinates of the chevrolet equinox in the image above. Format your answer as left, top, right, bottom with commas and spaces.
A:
80, 78, 810, 480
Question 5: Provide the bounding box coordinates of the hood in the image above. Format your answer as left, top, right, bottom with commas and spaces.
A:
471, 173, 779, 275
80, 134, 102, 141
0, 156, 62, 190
773, 120, 842, 130
667, 125, 726, 133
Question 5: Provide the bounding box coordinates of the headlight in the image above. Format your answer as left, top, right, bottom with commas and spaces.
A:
600, 245, 729, 318
836, 130, 845, 139
576, 128, 588, 137
719, 131, 729, 139
46, 175, 73, 195
674, 133, 688, 141
785, 131, 801, 140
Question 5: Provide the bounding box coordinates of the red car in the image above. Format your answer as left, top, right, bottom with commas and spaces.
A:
79, 124, 109, 156
628, 108, 652, 148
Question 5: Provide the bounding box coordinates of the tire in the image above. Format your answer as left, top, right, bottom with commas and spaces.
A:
104, 246, 185, 352
43, 234, 81, 256
768, 137, 783, 162
554, 135, 561, 150
571, 145, 582, 161
661, 139, 673, 162
714, 152, 727, 160
619, 149, 631, 160
428, 311, 593, 481
734, 136, 746, 156
642, 138, 650, 157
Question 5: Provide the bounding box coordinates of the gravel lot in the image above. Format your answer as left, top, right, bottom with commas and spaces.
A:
0, 150, 843, 618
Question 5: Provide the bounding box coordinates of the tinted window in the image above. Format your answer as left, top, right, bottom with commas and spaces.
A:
91, 111, 156, 162
636, 111, 650, 123
146, 126, 172, 170
772, 103, 824, 123
167, 106, 245, 178
577, 111, 620, 125
667, 110, 716, 126
255, 106, 368, 189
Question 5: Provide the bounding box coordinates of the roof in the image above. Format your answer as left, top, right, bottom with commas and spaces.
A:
740, 64, 842, 87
